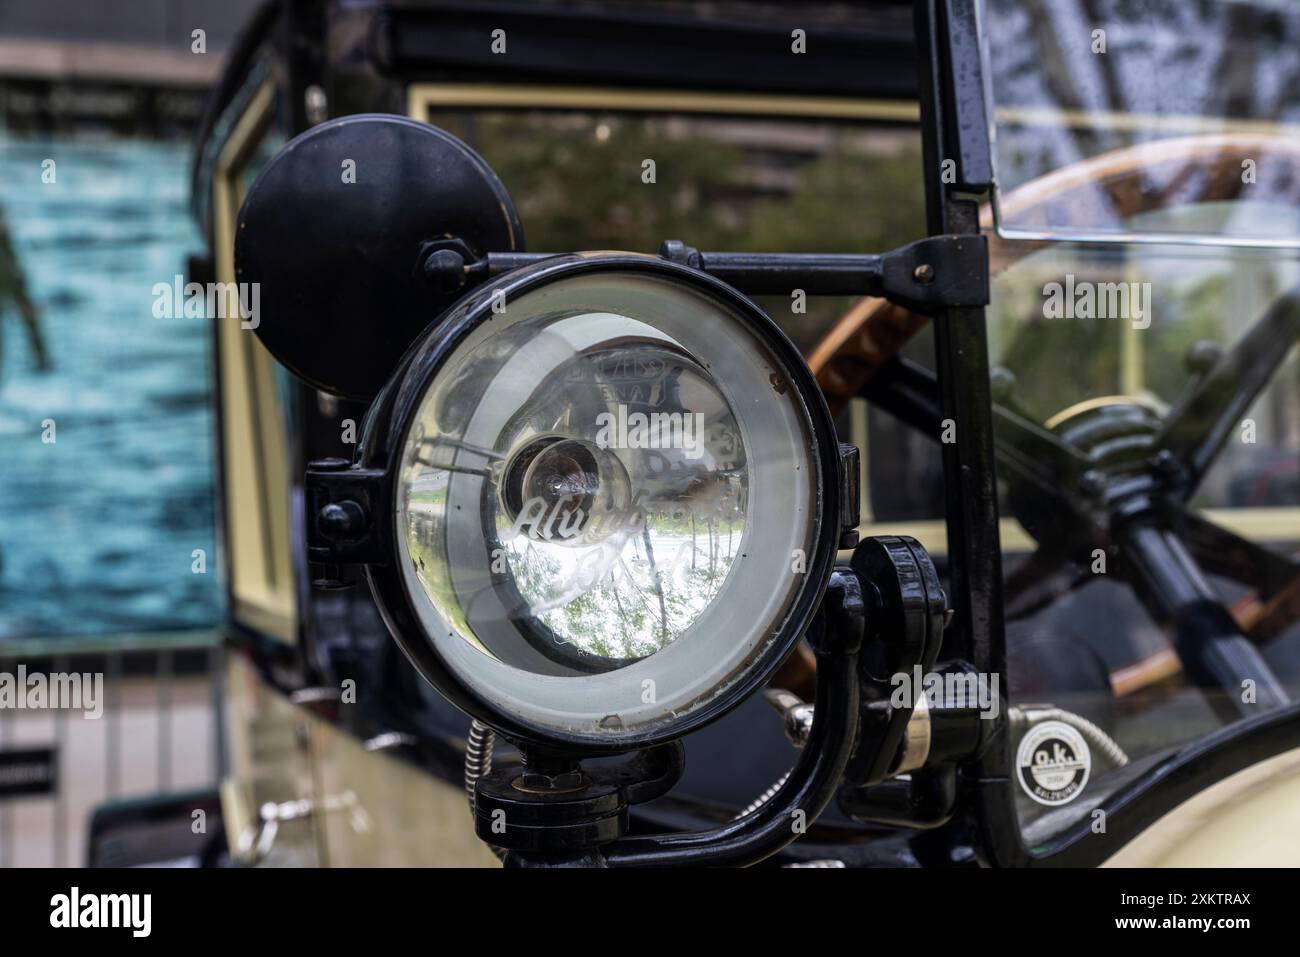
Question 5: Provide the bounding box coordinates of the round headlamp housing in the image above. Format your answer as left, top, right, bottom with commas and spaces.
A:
360, 254, 841, 751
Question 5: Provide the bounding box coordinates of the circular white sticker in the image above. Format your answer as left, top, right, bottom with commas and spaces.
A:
1016, 720, 1091, 807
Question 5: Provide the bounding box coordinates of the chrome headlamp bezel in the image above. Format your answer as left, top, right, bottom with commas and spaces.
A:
357, 253, 843, 751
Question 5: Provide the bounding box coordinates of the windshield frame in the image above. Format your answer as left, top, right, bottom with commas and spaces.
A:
933, 0, 1300, 866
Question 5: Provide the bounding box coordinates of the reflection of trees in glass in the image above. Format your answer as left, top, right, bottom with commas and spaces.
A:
991, 254, 1238, 423
406, 508, 474, 638
991, 0, 1300, 194
991, 270, 1122, 420
430, 112, 926, 353
500, 507, 744, 664
1140, 275, 1228, 403
987, 31, 1300, 427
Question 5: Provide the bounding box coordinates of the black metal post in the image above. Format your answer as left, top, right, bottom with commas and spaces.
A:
913, 0, 1024, 866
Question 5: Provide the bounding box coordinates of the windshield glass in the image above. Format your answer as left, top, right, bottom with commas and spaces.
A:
989, 209, 1300, 850
977, 0, 1300, 855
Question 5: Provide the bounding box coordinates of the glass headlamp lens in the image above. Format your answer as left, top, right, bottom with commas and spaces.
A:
489, 345, 745, 669
395, 267, 823, 743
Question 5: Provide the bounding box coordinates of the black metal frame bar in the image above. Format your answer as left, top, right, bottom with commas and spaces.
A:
380, 1, 918, 100
914, 0, 1023, 866
421, 234, 989, 313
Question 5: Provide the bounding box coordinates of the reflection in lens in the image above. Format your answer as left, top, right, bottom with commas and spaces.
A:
404, 328, 747, 673
500, 343, 746, 669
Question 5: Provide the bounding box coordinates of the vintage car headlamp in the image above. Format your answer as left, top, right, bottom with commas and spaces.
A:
361, 254, 842, 749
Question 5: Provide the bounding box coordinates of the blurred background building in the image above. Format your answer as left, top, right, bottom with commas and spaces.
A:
0, 0, 262, 866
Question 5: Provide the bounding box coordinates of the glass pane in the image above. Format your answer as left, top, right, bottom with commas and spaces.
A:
989, 232, 1300, 839
980, 0, 1300, 246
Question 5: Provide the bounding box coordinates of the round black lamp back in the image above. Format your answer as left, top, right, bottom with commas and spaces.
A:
235, 114, 524, 400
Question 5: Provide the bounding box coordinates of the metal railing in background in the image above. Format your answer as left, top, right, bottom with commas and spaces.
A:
0, 632, 224, 867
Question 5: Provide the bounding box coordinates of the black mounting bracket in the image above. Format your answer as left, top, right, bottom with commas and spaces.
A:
842, 535, 948, 788
833, 536, 1003, 831
475, 742, 684, 861
305, 458, 391, 567
420, 234, 989, 314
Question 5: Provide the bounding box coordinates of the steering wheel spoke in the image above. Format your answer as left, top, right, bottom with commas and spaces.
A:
1154, 287, 1300, 499
1117, 518, 1289, 719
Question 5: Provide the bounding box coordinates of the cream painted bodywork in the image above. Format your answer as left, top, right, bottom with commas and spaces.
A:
221, 652, 321, 867
1104, 746, 1300, 866
221, 652, 497, 867
308, 710, 498, 867
212, 79, 297, 645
